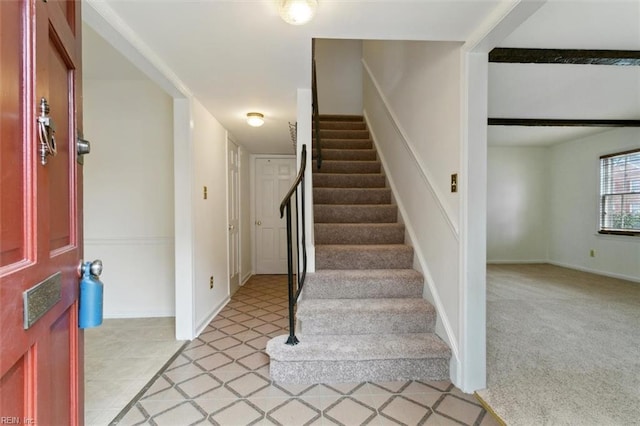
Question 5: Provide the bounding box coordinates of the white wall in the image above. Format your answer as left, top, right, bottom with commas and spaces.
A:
83, 78, 175, 318
362, 40, 463, 379
191, 99, 232, 332
549, 128, 640, 281
486, 129, 640, 282
240, 146, 252, 284
487, 146, 549, 262
315, 39, 363, 115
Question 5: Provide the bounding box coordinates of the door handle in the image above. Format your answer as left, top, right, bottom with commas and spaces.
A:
228, 224, 235, 231
37, 97, 56, 165
255, 220, 262, 226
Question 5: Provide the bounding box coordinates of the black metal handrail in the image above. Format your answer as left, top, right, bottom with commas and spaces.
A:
312, 42, 322, 170
279, 144, 308, 345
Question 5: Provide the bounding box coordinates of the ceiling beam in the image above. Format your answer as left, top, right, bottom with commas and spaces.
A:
489, 48, 640, 66
488, 118, 640, 127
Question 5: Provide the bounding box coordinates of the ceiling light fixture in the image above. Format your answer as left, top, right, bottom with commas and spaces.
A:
279, 0, 318, 25
246, 112, 265, 127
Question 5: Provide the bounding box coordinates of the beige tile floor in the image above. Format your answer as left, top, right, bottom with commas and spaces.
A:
111, 275, 499, 426
84, 317, 185, 425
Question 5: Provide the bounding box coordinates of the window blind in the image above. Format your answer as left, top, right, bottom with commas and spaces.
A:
600, 149, 640, 235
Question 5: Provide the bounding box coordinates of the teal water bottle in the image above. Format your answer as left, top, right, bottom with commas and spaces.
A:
79, 260, 104, 329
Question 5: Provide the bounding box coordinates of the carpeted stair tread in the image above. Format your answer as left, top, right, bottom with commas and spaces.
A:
315, 223, 404, 244
316, 149, 377, 161
314, 205, 397, 224
267, 333, 450, 362
319, 114, 364, 122
314, 138, 373, 150
302, 269, 423, 299
316, 244, 413, 270
313, 173, 386, 188
312, 160, 381, 174
313, 188, 391, 205
297, 298, 435, 335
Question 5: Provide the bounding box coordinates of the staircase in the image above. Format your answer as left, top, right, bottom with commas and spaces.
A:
266, 115, 450, 384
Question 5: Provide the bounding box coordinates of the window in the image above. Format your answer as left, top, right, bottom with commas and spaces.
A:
599, 149, 640, 235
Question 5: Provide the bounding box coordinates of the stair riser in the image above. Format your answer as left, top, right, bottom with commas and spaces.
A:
313, 188, 391, 205
314, 121, 367, 130
313, 161, 381, 174
314, 139, 372, 150
315, 224, 404, 245
314, 205, 397, 224
316, 149, 377, 161
316, 247, 413, 270
313, 174, 386, 188
319, 115, 364, 122
319, 129, 370, 139
303, 280, 422, 299
270, 358, 450, 384
300, 310, 435, 334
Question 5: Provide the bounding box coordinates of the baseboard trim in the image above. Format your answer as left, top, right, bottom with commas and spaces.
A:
474, 392, 506, 426
85, 236, 174, 246
364, 110, 461, 384
548, 261, 640, 283
195, 297, 230, 337
487, 259, 548, 264
241, 272, 252, 286
104, 311, 174, 319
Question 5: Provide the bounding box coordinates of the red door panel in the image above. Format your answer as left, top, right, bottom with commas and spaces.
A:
0, 0, 27, 269
1, 0, 83, 424
48, 33, 74, 252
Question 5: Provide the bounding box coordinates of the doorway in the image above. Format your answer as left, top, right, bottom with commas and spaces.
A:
253, 156, 297, 274
228, 138, 240, 295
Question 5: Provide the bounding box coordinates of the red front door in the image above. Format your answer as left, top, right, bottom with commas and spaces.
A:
1, 0, 84, 424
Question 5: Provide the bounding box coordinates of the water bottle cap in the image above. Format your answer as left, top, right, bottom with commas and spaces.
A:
90, 260, 103, 277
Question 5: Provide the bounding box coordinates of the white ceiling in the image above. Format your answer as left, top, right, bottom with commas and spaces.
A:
490, 0, 640, 146
82, 0, 640, 152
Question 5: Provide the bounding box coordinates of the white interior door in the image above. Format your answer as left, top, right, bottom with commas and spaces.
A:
228, 139, 240, 295
255, 157, 296, 274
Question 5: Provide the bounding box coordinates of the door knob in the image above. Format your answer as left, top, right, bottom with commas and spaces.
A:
77, 138, 91, 156
256, 220, 262, 226
228, 224, 235, 231
76, 136, 91, 165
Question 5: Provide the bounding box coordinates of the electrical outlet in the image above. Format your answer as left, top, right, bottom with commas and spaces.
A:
209, 276, 214, 289
589, 249, 595, 258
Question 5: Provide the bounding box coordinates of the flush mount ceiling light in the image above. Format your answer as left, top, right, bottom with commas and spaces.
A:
279, 0, 318, 25
246, 112, 265, 127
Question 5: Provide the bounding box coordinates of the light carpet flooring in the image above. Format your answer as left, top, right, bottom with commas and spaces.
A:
112, 274, 498, 425
85, 317, 185, 425
479, 264, 640, 425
